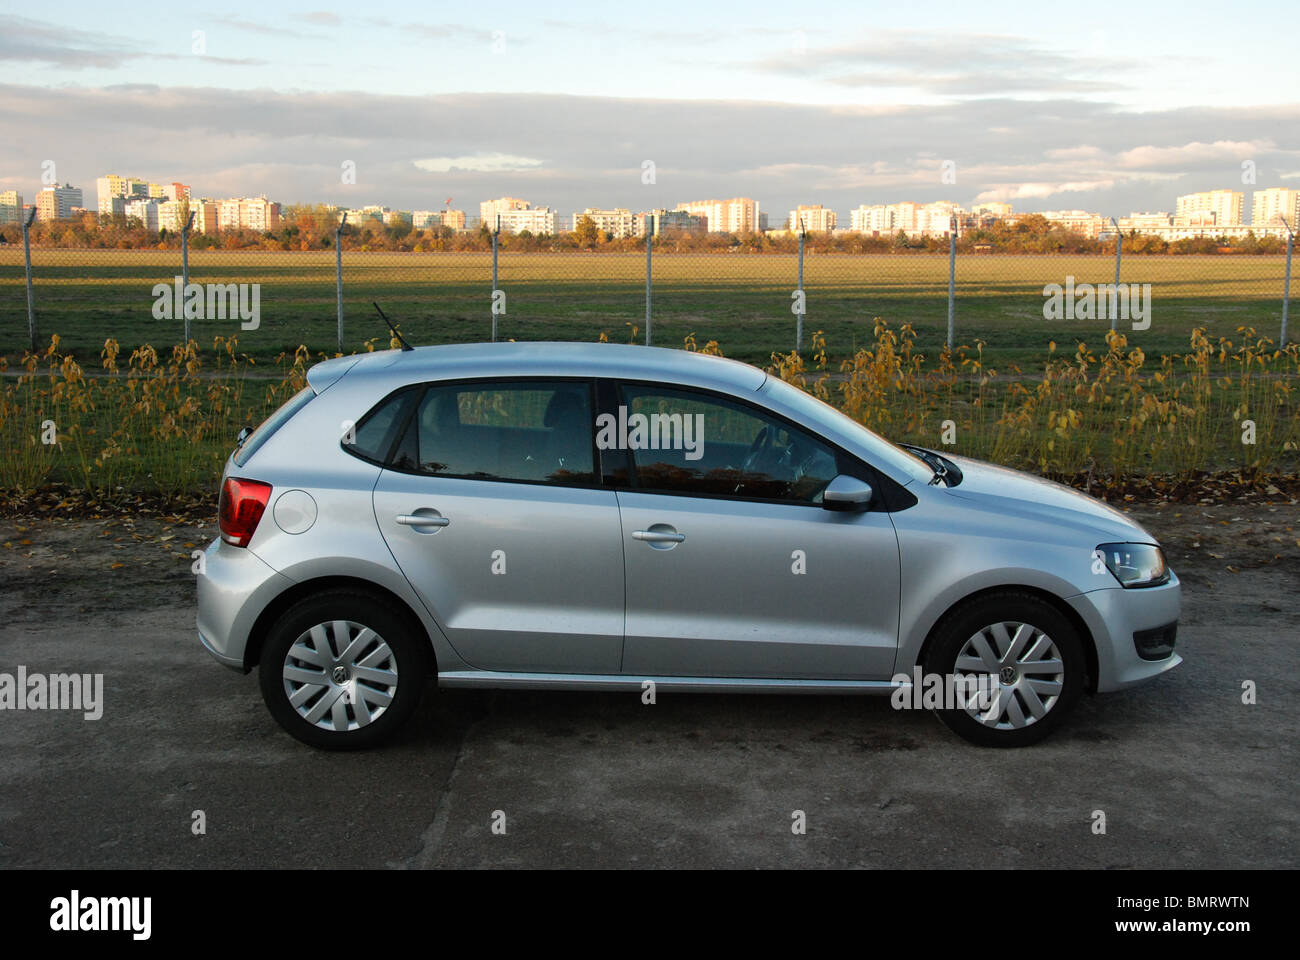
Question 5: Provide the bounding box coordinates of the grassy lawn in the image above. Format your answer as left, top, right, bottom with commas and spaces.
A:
0, 249, 1291, 369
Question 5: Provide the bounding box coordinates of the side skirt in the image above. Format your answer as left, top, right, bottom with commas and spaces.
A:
437, 671, 908, 695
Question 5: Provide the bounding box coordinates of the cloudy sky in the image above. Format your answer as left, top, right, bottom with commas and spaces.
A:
2, 0, 1297, 219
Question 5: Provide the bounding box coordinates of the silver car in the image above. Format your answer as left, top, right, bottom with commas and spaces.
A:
197, 342, 1180, 749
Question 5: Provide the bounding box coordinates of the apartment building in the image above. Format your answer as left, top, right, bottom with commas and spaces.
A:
480, 197, 532, 228
1251, 187, 1300, 229
632, 209, 708, 237
124, 197, 161, 231
412, 210, 442, 229
35, 184, 84, 221
1118, 212, 1173, 233
493, 207, 557, 234
440, 209, 467, 231
674, 197, 760, 233
1175, 190, 1243, 227
787, 204, 837, 233
0, 191, 24, 224
1040, 209, 1109, 239
572, 207, 636, 238
213, 196, 282, 233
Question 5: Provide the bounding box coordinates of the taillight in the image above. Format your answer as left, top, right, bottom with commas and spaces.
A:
219, 477, 273, 547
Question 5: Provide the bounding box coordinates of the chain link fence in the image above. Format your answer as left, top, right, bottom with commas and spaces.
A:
1, 227, 1294, 370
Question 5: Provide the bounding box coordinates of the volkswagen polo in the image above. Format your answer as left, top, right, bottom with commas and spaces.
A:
197, 342, 1181, 749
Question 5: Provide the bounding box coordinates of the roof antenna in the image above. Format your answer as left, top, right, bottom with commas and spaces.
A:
372, 302, 414, 351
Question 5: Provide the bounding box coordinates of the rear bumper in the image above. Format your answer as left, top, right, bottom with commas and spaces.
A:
196, 538, 294, 671
1067, 571, 1182, 692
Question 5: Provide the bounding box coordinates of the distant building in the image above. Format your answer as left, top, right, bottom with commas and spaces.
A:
383, 209, 413, 228
480, 197, 533, 229
124, 197, 161, 231
493, 207, 556, 234
970, 201, 1013, 218
1175, 190, 1243, 227
632, 209, 708, 236
787, 204, 837, 233
674, 197, 760, 233
0, 190, 24, 224
440, 209, 467, 231
412, 210, 441, 229
1252, 187, 1300, 228
1040, 209, 1108, 239
192, 201, 218, 234
572, 208, 635, 238
1118, 212, 1173, 233
215, 196, 282, 232
36, 184, 83, 221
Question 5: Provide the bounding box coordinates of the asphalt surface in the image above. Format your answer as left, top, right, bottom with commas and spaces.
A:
0, 501, 1296, 869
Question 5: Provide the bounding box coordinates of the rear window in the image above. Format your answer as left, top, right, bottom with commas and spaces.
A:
233, 387, 315, 467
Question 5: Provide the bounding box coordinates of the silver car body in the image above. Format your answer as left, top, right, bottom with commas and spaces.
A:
197, 342, 1181, 697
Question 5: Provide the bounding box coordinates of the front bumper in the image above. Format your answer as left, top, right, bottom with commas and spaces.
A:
1067, 571, 1182, 692
196, 538, 294, 671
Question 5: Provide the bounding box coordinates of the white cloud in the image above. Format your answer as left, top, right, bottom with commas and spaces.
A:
412, 153, 543, 173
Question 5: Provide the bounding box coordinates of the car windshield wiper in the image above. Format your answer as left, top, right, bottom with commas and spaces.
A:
898, 443, 961, 487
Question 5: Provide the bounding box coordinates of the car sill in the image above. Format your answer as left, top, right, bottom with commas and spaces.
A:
437, 671, 907, 695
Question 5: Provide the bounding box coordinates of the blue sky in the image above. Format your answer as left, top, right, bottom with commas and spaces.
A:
1, 1, 1297, 217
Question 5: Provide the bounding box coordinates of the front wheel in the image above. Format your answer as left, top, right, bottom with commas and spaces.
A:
259, 591, 429, 750
924, 592, 1085, 747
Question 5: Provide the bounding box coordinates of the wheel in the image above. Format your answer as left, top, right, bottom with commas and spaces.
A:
258, 591, 430, 750
923, 591, 1085, 747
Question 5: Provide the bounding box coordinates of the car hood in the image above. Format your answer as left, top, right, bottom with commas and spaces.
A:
941, 455, 1156, 544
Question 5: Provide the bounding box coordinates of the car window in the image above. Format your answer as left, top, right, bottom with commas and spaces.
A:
409, 381, 596, 484
343, 389, 415, 464
615, 384, 837, 503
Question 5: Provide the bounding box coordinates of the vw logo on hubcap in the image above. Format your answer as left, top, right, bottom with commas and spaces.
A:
331, 665, 349, 684
999, 666, 1018, 684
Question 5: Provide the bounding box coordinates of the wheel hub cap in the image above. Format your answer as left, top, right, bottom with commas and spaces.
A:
282, 620, 399, 732
954, 621, 1064, 730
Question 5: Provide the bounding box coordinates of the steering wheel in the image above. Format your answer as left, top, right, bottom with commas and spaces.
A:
735, 426, 772, 493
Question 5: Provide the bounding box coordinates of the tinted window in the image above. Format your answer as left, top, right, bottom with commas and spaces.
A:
410, 381, 595, 484
615, 385, 837, 502
344, 389, 415, 463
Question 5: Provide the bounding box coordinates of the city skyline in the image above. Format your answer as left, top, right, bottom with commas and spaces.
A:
1, 3, 1298, 223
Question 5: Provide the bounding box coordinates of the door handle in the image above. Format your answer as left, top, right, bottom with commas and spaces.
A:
633, 530, 685, 543
396, 514, 450, 527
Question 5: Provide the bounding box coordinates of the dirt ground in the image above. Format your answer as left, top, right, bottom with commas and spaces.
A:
0, 497, 1296, 869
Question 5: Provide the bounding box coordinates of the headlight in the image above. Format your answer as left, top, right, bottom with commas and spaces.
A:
1096, 542, 1170, 588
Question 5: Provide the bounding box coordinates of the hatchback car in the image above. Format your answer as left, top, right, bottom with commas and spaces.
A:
197, 342, 1181, 749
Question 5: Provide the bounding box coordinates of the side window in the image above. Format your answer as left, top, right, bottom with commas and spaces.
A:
615, 384, 837, 503
343, 389, 416, 464
411, 381, 595, 484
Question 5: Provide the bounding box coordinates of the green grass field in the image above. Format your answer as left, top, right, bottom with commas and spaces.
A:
0, 248, 1292, 368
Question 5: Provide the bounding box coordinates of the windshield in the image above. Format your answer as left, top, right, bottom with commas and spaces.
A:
759, 377, 932, 482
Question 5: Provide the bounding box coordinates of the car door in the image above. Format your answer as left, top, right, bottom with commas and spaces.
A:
372, 378, 625, 674
610, 381, 901, 680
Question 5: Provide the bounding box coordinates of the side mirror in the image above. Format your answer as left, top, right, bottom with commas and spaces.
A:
822, 474, 873, 511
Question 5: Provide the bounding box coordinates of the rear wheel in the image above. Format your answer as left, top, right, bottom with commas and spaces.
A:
924, 592, 1085, 747
259, 592, 429, 750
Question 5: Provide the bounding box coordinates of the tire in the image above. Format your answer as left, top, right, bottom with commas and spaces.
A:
923, 591, 1085, 747
258, 590, 430, 750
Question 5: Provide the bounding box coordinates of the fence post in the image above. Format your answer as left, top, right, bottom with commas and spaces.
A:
491, 216, 500, 343
796, 222, 805, 353
335, 212, 347, 354
645, 229, 653, 346
181, 211, 195, 346
22, 207, 36, 353
1110, 216, 1122, 333
1282, 216, 1294, 347
946, 215, 957, 350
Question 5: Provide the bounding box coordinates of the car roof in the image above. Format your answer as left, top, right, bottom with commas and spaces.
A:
310, 341, 769, 394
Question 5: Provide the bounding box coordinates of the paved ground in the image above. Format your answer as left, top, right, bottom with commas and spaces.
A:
0, 499, 1296, 869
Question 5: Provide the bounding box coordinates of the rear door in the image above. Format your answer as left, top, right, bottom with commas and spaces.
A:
610, 382, 901, 680
372, 378, 625, 674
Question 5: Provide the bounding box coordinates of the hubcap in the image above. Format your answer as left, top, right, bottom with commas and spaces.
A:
954, 621, 1064, 730
282, 620, 398, 732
